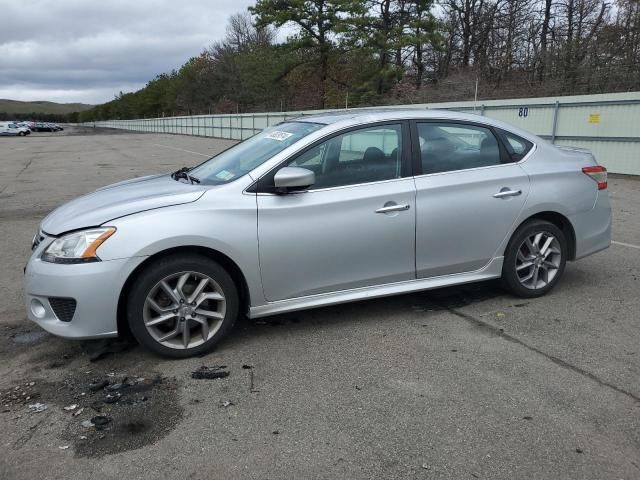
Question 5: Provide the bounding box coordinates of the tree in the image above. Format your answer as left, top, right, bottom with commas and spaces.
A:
251, 0, 364, 108
538, 0, 553, 82
75, 0, 640, 121
404, 0, 440, 88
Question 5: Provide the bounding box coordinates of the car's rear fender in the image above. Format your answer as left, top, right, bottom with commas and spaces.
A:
500, 143, 610, 260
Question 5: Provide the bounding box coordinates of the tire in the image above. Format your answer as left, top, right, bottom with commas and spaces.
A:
501, 219, 567, 298
18, 132, 25, 136
127, 254, 239, 358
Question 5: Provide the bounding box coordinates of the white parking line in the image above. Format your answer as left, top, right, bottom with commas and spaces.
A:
612, 240, 640, 250
151, 143, 210, 157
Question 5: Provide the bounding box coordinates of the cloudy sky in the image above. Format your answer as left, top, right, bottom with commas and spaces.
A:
0, 0, 259, 104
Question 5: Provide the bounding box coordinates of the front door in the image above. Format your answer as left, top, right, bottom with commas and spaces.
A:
257, 122, 416, 301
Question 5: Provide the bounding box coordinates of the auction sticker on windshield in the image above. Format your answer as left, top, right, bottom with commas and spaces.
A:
265, 131, 293, 141
215, 170, 235, 181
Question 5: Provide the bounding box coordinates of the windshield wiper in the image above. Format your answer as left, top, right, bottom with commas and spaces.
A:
171, 166, 200, 184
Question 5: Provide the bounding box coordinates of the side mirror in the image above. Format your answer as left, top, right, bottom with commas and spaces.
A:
273, 167, 315, 193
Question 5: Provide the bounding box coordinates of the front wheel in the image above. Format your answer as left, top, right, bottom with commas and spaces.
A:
501, 219, 567, 298
127, 254, 239, 358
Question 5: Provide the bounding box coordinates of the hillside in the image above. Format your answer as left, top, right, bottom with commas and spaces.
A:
0, 99, 94, 114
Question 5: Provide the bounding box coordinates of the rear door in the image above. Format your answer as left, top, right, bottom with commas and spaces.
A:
256, 122, 416, 301
412, 120, 531, 278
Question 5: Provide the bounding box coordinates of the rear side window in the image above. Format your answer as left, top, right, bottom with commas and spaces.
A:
416, 122, 502, 174
496, 129, 534, 161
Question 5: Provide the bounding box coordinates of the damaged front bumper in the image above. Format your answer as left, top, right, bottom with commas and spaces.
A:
24, 240, 147, 339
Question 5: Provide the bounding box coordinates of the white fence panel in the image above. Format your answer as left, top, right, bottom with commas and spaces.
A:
82, 92, 640, 175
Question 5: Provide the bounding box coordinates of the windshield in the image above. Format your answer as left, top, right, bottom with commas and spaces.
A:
189, 121, 325, 185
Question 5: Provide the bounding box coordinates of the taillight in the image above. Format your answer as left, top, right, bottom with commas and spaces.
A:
582, 166, 607, 190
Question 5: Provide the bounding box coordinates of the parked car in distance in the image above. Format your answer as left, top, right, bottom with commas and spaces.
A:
34, 122, 62, 132
0, 122, 30, 136
31, 122, 53, 132
24, 109, 611, 357
15, 123, 31, 135
0, 122, 18, 135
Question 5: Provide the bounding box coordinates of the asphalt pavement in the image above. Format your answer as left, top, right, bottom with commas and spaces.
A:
0, 126, 638, 479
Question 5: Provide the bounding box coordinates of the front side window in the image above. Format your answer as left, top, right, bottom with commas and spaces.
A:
287, 124, 403, 189
190, 121, 324, 185
417, 122, 503, 174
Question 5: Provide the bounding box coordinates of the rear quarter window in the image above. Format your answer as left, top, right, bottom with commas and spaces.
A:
497, 130, 534, 161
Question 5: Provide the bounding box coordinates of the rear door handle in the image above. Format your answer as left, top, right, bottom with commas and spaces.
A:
376, 204, 410, 214
493, 189, 522, 199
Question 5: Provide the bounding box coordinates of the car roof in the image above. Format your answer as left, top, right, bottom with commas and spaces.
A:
294, 108, 450, 124
293, 108, 540, 143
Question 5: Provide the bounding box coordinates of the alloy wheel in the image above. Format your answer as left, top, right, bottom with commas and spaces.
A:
143, 271, 226, 350
515, 231, 562, 290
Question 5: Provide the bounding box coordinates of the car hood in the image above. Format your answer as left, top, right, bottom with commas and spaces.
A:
41, 174, 206, 236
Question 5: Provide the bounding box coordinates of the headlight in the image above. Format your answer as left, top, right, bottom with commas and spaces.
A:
42, 227, 116, 264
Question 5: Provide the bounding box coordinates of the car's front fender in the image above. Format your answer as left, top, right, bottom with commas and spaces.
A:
95, 193, 264, 307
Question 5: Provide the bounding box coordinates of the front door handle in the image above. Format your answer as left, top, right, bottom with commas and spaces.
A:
375, 203, 410, 214
493, 189, 522, 199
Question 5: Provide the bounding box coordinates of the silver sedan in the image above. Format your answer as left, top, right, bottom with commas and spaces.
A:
24, 110, 611, 357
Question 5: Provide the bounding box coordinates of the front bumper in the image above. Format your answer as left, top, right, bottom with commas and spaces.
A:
24, 253, 147, 339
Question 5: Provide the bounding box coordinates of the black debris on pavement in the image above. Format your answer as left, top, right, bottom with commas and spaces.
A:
51, 372, 181, 457
88, 380, 109, 392
105, 382, 125, 392
104, 392, 121, 404
91, 415, 112, 429
191, 365, 230, 380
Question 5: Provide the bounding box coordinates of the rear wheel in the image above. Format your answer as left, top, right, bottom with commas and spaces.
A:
502, 219, 567, 298
127, 254, 239, 358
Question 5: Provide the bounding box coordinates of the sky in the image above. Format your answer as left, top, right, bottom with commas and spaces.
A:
0, 0, 259, 104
